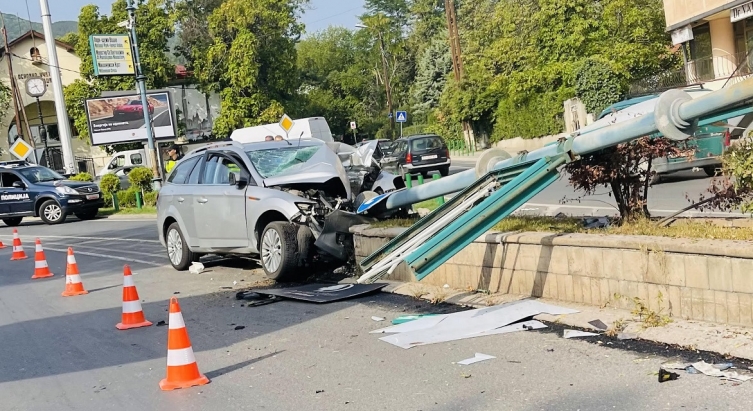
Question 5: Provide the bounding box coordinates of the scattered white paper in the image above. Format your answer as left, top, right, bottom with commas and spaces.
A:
563, 329, 599, 339
371, 316, 385, 322
692, 361, 753, 382
189, 262, 205, 274
378, 300, 574, 349
458, 353, 496, 365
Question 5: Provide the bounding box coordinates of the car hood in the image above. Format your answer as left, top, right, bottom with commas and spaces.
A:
35, 180, 98, 189
260, 142, 352, 200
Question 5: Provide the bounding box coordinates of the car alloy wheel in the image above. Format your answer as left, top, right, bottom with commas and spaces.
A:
167, 228, 184, 267
44, 203, 62, 222
261, 228, 282, 273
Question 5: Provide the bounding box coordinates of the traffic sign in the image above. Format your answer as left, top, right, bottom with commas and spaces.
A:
90, 35, 135, 76
9, 138, 32, 160
350, 121, 357, 130
396, 111, 408, 123
279, 114, 295, 133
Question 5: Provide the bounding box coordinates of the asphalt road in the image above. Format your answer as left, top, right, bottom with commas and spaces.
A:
448, 158, 739, 217
91, 107, 172, 133
1, 219, 753, 410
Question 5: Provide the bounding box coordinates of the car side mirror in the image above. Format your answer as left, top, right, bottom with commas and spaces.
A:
108, 163, 116, 169
12, 181, 25, 189
233, 174, 248, 188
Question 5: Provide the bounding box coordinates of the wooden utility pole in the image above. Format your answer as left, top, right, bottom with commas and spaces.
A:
444, 0, 476, 151
1, 21, 24, 142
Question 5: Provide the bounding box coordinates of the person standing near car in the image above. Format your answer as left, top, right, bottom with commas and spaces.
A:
165, 144, 184, 173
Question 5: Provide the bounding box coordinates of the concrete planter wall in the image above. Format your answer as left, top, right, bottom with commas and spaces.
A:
352, 225, 753, 327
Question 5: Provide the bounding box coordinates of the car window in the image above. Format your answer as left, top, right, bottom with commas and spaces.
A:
167, 156, 200, 184
0, 172, 22, 187
18, 166, 65, 183
202, 155, 240, 185
187, 157, 203, 184
411, 137, 443, 151
245, 146, 320, 179
130, 153, 143, 165
110, 155, 125, 169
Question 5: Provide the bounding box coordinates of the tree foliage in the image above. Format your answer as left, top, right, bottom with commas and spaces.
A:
695, 133, 753, 214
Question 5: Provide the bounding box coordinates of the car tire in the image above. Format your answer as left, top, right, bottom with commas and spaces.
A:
75, 209, 99, 220
261, 222, 301, 282
39, 200, 67, 225
439, 166, 450, 177
703, 166, 718, 177
2, 217, 23, 227
166, 222, 195, 271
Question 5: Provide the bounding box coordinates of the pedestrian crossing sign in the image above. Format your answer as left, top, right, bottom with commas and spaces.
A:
396, 111, 408, 123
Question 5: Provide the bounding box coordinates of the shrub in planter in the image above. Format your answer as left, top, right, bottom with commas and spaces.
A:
100, 174, 120, 197
144, 191, 158, 207
116, 189, 139, 208
69, 172, 94, 182
128, 167, 154, 193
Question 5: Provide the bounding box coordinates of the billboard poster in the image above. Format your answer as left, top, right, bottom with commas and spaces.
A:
85, 91, 175, 145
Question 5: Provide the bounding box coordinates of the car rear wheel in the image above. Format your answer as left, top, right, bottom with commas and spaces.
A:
439, 166, 450, 177
2, 217, 22, 227
703, 166, 718, 177
261, 222, 301, 282
75, 209, 99, 220
40, 200, 67, 225
166, 222, 195, 271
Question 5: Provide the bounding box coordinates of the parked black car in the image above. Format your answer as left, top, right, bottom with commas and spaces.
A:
0, 161, 103, 226
380, 134, 451, 177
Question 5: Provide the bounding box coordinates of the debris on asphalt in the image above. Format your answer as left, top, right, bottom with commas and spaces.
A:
617, 332, 638, 340
563, 329, 599, 339
156, 320, 167, 327
391, 314, 440, 325
251, 283, 387, 304
658, 368, 679, 383
189, 262, 205, 274
371, 316, 385, 322
588, 319, 608, 330
457, 353, 496, 365
235, 291, 282, 307
173, 291, 180, 295
373, 300, 576, 349
234, 326, 246, 330
316, 390, 324, 394
691, 361, 753, 382
583, 217, 610, 229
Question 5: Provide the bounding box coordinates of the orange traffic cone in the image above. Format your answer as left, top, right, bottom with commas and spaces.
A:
61, 248, 88, 297
116, 265, 152, 330
31, 239, 54, 279
10, 229, 27, 260
159, 297, 209, 391
0, 238, 5, 249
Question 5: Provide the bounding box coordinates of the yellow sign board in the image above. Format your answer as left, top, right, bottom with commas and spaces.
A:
90, 35, 136, 76
279, 114, 295, 134
9, 138, 32, 160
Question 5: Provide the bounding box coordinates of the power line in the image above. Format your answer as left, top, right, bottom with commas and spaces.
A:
306, 6, 363, 25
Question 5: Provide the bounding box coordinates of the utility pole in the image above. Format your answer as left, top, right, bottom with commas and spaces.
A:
377, 31, 395, 139
1, 23, 24, 143
444, 0, 476, 151
40, 0, 75, 173
125, 0, 161, 188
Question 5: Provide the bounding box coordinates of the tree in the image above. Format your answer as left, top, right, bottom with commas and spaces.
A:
173, 0, 224, 66
63, 0, 175, 151
57, 32, 79, 50
410, 37, 451, 121
191, 0, 305, 137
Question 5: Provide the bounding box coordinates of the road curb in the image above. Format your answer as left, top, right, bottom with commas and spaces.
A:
378, 280, 753, 361
99, 213, 157, 220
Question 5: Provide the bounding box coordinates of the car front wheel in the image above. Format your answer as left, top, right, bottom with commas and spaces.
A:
166, 222, 195, 271
2, 217, 23, 227
39, 200, 67, 225
261, 222, 302, 282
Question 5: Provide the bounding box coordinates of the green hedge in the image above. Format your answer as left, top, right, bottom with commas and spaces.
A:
103, 188, 157, 209
69, 172, 94, 182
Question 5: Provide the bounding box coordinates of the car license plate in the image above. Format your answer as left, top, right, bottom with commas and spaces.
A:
423, 155, 437, 160
86, 194, 99, 200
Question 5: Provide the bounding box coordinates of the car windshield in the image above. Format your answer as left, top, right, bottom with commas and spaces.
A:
378, 141, 392, 151
128, 100, 140, 105
18, 166, 66, 183
245, 145, 321, 179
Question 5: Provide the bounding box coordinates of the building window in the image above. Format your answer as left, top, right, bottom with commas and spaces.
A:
688, 23, 713, 81
7, 122, 19, 145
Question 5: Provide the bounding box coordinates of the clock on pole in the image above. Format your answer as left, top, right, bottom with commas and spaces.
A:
25, 77, 47, 97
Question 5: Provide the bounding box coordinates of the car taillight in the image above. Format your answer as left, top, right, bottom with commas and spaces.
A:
724, 131, 731, 147
406, 152, 412, 163
445, 148, 450, 159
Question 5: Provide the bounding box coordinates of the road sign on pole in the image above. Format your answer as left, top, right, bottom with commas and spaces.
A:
89, 35, 135, 76
9, 138, 33, 160
350, 121, 357, 130
396, 111, 407, 123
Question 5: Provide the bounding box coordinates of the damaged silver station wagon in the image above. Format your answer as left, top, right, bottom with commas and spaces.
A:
156, 139, 405, 280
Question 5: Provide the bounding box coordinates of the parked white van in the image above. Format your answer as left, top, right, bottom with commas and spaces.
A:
229, 117, 334, 144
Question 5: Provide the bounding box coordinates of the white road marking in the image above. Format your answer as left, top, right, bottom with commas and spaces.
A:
58, 243, 165, 259
0, 235, 160, 244
40, 246, 165, 267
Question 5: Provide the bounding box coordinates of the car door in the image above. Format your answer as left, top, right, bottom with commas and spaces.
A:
0, 171, 34, 215
381, 141, 403, 173
192, 152, 249, 249
163, 155, 202, 244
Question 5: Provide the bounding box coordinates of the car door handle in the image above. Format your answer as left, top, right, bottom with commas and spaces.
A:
197, 198, 208, 204
177, 197, 185, 203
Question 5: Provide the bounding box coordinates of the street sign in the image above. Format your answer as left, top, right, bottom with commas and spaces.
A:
279, 114, 295, 134
350, 121, 357, 130
9, 138, 32, 160
89, 35, 135, 76
396, 111, 408, 123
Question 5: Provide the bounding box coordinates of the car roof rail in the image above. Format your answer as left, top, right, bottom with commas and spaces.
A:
0, 160, 31, 168
186, 140, 244, 156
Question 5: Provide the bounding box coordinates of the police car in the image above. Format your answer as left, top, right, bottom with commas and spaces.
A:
0, 161, 104, 226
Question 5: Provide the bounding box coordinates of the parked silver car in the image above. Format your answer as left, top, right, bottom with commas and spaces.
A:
156, 139, 404, 281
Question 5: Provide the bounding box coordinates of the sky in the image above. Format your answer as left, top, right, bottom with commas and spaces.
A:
0, 0, 366, 35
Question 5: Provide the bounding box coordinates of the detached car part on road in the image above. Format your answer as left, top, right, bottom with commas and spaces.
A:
156, 139, 406, 281
0, 161, 103, 226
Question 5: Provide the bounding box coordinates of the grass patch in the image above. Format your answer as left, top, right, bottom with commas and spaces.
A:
369, 214, 753, 241
99, 206, 157, 216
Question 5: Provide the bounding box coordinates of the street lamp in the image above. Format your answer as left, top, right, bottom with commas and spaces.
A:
356, 23, 394, 139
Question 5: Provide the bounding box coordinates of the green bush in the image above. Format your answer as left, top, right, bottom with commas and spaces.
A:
116, 189, 139, 208
100, 174, 120, 197
128, 167, 154, 193
69, 172, 94, 182
144, 191, 158, 207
